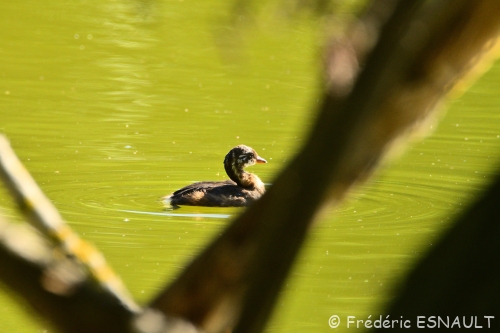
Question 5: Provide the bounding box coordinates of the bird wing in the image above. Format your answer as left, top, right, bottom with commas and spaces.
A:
171, 180, 236, 197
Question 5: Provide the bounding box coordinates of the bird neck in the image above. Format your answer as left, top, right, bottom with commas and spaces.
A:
224, 163, 264, 192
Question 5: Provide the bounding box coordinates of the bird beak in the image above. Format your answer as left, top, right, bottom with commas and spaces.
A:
256, 156, 267, 164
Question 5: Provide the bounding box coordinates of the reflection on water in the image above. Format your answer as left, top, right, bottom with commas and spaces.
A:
97, 0, 157, 116
119, 209, 231, 219
1, 1, 500, 332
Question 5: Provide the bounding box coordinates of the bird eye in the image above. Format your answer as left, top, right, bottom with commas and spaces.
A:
238, 154, 252, 163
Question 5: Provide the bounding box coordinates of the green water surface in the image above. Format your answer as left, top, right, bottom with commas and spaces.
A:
1, 1, 499, 332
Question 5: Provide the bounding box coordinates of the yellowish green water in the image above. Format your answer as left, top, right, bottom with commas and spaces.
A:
1, 1, 499, 332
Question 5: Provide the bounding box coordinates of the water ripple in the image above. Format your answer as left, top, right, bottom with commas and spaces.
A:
118, 209, 230, 219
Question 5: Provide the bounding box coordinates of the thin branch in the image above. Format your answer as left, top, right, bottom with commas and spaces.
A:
0, 136, 203, 332
0, 215, 134, 333
0, 135, 140, 313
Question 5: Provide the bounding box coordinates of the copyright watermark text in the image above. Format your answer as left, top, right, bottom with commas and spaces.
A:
328, 315, 495, 329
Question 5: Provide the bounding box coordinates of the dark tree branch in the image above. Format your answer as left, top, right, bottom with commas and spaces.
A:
375, 171, 500, 331
149, 1, 500, 333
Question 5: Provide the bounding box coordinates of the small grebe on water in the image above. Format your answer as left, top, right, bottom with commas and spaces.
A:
162, 145, 267, 207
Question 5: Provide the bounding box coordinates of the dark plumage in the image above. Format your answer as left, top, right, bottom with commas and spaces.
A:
162, 145, 267, 207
